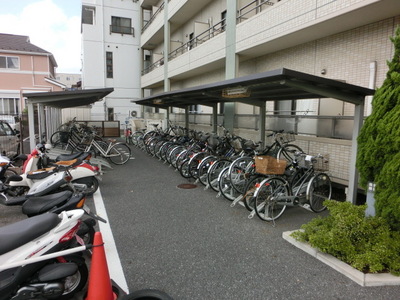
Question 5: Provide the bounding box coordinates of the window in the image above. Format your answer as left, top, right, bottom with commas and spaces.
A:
111, 16, 134, 35
108, 108, 114, 121
0, 98, 19, 115
82, 5, 95, 25
0, 56, 20, 69
106, 52, 113, 78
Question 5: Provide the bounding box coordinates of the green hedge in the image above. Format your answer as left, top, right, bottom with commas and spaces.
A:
292, 200, 400, 275
356, 27, 400, 230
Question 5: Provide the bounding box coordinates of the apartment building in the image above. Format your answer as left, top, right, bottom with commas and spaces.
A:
0, 33, 64, 115
81, 0, 142, 125
139, 0, 400, 187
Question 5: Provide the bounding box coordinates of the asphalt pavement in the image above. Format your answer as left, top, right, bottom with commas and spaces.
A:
97, 145, 400, 300
2, 144, 400, 299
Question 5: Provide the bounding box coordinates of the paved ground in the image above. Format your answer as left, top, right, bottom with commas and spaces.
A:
2, 144, 400, 299
97, 146, 400, 300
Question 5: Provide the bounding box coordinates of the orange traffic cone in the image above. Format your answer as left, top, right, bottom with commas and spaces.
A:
85, 232, 115, 300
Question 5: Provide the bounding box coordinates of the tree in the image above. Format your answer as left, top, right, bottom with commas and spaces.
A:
357, 26, 400, 230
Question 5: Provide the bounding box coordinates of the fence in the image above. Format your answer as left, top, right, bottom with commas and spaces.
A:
169, 113, 355, 140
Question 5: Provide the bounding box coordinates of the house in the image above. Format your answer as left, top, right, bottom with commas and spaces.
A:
0, 33, 66, 116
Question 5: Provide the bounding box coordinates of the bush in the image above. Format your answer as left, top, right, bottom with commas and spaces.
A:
292, 200, 400, 275
356, 27, 400, 229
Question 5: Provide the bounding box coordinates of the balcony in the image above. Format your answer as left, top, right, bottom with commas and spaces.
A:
236, 0, 400, 59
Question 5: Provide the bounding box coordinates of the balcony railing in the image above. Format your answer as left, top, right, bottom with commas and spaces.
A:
141, 0, 277, 76
168, 19, 226, 61
141, 2, 165, 33
237, 0, 274, 23
142, 57, 164, 76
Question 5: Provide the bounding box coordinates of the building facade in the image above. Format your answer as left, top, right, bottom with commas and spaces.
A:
0, 33, 64, 115
81, 0, 142, 126
139, 0, 400, 186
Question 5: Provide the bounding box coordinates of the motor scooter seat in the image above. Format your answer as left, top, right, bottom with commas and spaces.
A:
0, 212, 60, 255
56, 152, 91, 162
26, 168, 56, 180
22, 191, 73, 217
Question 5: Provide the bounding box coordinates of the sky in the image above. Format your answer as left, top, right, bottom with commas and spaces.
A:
0, 0, 82, 73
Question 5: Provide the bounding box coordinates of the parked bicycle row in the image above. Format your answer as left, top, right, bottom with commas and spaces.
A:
129, 123, 333, 223
50, 117, 131, 165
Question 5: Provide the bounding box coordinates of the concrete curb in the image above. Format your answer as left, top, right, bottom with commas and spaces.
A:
282, 230, 400, 287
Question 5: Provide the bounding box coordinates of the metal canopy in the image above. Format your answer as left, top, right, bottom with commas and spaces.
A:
136, 68, 376, 204
23, 88, 114, 109
135, 68, 373, 109
23, 88, 114, 153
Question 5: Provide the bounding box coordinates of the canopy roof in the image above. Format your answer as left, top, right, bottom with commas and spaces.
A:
23, 88, 114, 108
135, 68, 374, 108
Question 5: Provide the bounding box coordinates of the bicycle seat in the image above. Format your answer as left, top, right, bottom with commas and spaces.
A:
0, 212, 60, 255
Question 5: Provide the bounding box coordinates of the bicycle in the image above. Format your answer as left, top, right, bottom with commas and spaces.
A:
253, 153, 332, 223
73, 133, 131, 165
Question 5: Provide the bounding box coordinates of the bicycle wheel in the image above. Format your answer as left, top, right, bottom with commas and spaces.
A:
243, 175, 268, 211
228, 156, 255, 194
108, 143, 131, 165
277, 144, 304, 164
207, 158, 231, 192
197, 155, 217, 186
188, 152, 207, 179
218, 166, 241, 201
179, 158, 191, 178
131, 131, 144, 148
308, 172, 332, 212
254, 177, 289, 221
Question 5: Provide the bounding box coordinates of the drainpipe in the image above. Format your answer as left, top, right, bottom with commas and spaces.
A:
366, 61, 377, 116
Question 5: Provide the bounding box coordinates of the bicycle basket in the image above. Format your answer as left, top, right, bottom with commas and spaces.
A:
59, 131, 69, 143
314, 154, 329, 171
254, 155, 287, 175
277, 132, 296, 144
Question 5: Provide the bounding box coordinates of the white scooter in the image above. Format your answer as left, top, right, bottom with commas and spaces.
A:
6, 143, 100, 197
0, 209, 90, 300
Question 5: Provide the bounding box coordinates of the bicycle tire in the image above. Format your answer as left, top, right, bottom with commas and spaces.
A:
179, 158, 191, 178
188, 152, 207, 179
243, 175, 268, 211
277, 144, 304, 164
50, 130, 66, 147
108, 143, 131, 165
197, 155, 217, 186
207, 158, 231, 192
218, 166, 241, 201
228, 156, 255, 194
254, 177, 289, 221
308, 172, 332, 212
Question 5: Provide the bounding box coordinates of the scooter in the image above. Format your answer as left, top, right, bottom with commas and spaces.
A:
20, 182, 107, 245
7, 143, 100, 196
0, 160, 84, 205
0, 209, 90, 300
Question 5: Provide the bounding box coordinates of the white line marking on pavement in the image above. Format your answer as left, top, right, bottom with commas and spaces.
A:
92, 187, 129, 293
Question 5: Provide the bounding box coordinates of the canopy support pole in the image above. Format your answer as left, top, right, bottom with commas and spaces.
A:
347, 100, 365, 204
